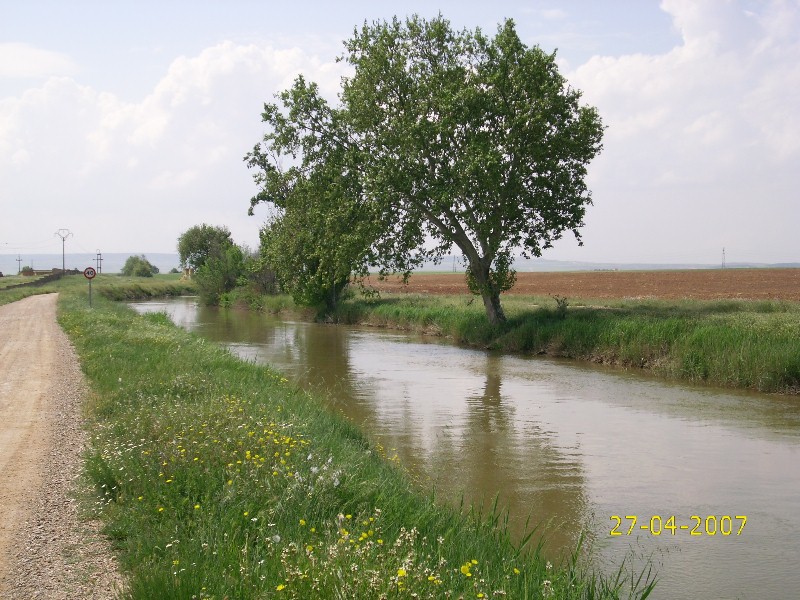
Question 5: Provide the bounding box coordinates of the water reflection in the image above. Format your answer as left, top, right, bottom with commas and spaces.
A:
132, 298, 800, 600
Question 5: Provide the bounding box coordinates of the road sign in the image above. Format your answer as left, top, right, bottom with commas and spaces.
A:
83, 267, 97, 280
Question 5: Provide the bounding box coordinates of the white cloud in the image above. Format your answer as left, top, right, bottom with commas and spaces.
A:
0, 41, 348, 252
559, 0, 800, 262
0, 43, 78, 78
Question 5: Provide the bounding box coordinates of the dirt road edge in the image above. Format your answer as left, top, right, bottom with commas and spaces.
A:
0, 294, 122, 599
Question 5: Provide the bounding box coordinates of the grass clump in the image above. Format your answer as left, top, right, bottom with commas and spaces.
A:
56, 291, 655, 599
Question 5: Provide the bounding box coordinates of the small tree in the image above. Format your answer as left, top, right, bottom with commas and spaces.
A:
121, 255, 159, 277
178, 224, 235, 271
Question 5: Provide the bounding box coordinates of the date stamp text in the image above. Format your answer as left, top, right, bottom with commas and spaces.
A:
610, 515, 747, 537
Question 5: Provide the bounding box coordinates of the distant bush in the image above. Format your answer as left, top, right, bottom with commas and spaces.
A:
121, 255, 160, 277
194, 244, 245, 304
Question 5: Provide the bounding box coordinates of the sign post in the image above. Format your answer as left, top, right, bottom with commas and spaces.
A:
83, 266, 97, 307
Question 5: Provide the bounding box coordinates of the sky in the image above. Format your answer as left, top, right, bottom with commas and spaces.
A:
1, 0, 798, 265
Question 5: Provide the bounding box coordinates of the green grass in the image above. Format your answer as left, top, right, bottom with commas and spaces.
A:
0, 273, 195, 307
52, 287, 655, 599
331, 293, 800, 394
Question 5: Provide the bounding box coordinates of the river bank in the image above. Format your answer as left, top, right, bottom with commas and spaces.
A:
49, 285, 656, 599
215, 268, 800, 395
324, 292, 800, 394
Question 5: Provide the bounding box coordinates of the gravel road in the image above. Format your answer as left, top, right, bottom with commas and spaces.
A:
0, 294, 122, 598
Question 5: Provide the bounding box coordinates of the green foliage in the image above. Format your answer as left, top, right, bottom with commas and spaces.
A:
121, 255, 160, 277
247, 15, 604, 325
240, 251, 278, 296
247, 76, 397, 310
177, 224, 234, 271
552, 295, 570, 320
194, 243, 245, 305
21, 265, 33, 274
177, 224, 253, 305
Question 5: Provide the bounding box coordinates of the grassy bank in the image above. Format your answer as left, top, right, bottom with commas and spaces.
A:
0, 273, 195, 307
55, 289, 654, 599
330, 293, 800, 394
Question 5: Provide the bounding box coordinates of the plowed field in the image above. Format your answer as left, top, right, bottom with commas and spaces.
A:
365, 268, 800, 301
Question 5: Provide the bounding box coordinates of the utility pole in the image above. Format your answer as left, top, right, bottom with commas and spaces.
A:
16, 255, 22, 274
54, 229, 72, 272
722, 247, 726, 269
96, 249, 103, 274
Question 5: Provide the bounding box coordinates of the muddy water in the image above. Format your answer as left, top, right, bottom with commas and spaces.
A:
132, 298, 800, 600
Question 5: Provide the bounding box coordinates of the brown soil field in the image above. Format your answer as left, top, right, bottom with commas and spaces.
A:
364, 268, 800, 301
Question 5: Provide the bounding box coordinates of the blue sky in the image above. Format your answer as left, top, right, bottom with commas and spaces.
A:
1, 1, 798, 264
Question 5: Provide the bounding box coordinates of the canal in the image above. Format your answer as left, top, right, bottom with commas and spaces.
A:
131, 297, 800, 599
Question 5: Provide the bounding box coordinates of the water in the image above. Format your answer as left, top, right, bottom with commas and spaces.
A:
132, 297, 800, 599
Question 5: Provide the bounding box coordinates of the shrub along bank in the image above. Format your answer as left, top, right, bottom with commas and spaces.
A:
56, 290, 655, 599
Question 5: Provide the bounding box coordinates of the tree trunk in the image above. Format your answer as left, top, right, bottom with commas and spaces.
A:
469, 258, 507, 326
480, 287, 506, 326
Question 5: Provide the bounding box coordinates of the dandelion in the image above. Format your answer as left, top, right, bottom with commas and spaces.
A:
194, 504, 200, 510
276, 583, 286, 591
299, 519, 306, 526
397, 568, 407, 577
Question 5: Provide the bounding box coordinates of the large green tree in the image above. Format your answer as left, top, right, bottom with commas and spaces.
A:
248, 16, 604, 325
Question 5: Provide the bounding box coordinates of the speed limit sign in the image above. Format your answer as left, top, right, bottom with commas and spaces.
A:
83, 266, 97, 279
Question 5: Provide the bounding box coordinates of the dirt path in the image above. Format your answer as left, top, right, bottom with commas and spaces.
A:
0, 294, 121, 598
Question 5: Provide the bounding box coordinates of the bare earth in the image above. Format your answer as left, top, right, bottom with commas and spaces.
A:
0, 294, 121, 599
365, 268, 800, 301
